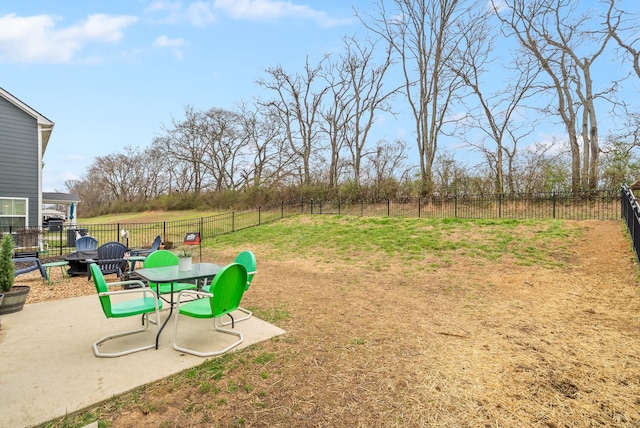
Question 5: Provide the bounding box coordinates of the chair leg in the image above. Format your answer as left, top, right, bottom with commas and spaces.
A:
93, 313, 159, 358
173, 313, 243, 357
219, 307, 252, 326
147, 306, 169, 325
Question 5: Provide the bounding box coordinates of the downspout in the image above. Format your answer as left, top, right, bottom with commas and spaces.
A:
37, 125, 44, 229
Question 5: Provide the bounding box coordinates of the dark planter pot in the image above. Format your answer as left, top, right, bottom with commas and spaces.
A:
0, 286, 30, 314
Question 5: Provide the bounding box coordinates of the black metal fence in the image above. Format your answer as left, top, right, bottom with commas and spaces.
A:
304, 190, 621, 220
621, 184, 640, 265
1, 190, 622, 257
1, 202, 300, 257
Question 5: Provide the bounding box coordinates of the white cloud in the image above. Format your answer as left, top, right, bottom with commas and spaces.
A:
146, 1, 217, 26
186, 2, 217, 26
145, 1, 182, 13
152, 34, 186, 48
0, 13, 137, 63
213, 0, 351, 27
146, 0, 349, 28
152, 35, 187, 60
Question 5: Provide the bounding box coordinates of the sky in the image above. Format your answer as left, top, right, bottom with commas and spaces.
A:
0, 0, 372, 192
1, 1, 639, 193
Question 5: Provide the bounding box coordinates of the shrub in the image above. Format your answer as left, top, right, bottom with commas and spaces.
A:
0, 233, 16, 292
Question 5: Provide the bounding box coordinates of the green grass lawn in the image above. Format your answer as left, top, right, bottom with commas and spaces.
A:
205, 215, 582, 269
45, 215, 597, 428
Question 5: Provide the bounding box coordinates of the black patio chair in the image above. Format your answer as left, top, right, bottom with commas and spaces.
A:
87, 241, 129, 281
130, 235, 161, 257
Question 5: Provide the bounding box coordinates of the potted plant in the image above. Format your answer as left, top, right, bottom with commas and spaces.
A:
176, 247, 193, 272
0, 233, 31, 314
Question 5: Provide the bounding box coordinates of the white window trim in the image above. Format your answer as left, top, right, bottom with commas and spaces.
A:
0, 197, 29, 228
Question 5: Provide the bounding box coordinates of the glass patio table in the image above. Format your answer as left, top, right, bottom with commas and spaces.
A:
134, 262, 222, 348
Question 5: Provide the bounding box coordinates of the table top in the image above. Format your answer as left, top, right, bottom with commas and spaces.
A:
64, 250, 98, 261
134, 262, 222, 283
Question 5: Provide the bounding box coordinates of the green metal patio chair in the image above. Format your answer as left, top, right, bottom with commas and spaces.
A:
173, 263, 247, 357
90, 263, 163, 358
216, 250, 256, 326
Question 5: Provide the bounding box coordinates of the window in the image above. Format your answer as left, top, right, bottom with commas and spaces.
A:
0, 197, 28, 229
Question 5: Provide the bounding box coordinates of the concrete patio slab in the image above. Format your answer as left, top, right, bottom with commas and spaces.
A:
0, 295, 285, 428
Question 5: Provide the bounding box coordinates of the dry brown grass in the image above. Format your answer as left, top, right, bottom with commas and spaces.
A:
28, 220, 640, 427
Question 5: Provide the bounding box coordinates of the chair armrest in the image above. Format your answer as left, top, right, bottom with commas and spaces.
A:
102, 279, 147, 289
175, 289, 212, 304
99, 285, 158, 299
129, 249, 150, 256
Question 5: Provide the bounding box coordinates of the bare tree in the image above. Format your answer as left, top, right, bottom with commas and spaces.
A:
452, 7, 539, 194
91, 148, 141, 203
362, 138, 409, 194
152, 135, 201, 194
64, 177, 111, 214
322, 36, 398, 189
74, 146, 161, 209
198, 107, 248, 192
432, 150, 470, 195
257, 58, 329, 186
321, 53, 351, 189
236, 102, 293, 189
493, 0, 616, 192
156, 106, 210, 193
515, 140, 571, 193
600, 136, 640, 190
359, 0, 474, 195
606, 0, 640, 80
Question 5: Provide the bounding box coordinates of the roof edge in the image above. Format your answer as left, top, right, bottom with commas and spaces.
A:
0, 86, 55, 126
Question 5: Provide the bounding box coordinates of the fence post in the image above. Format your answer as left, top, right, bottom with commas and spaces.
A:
282, 201, 285, 219
418, 197, 421, 218
499, 194, 503, 218
455, 195, 458, 218
338, 199, 341, 215
232, 212, 235, 232
361, 200, 364, 216
552, 192, 557, 219
387, 199, 391, 216
200, 217, 204, 239
258, 206, 262, 225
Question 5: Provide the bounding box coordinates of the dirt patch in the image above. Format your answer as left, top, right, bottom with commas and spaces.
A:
36, 220, 640, 427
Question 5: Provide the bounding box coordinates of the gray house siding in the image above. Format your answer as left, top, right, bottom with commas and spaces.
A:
0, 96, 39, 227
